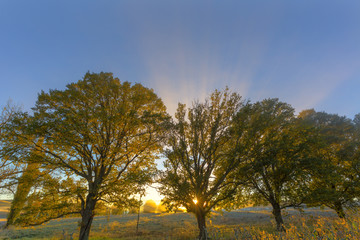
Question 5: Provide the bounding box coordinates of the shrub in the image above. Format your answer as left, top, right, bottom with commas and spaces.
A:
143, 200, 157, 213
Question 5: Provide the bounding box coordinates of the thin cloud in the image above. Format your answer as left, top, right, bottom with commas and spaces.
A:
139, 32, 270, 115
252, 50, 360, 113
128, 1, 360, 116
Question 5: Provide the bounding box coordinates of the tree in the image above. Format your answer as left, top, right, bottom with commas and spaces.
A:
352, 113, 360, 177
2, 112, 77, 227
231, 99, 313, 231
159, 89, 244, 240
9, 173, 81, 226
143, 199, 157, 213
0, 103, 39, 228
299, 110, 360, 218
0, 104, 48, 227
5, 160, 40, 227
3, 72, 168, 239
0, 102, 23, 191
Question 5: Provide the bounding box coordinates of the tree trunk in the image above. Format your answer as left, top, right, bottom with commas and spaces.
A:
136, 194, 142, 235
195, 208, 207, 240
334, 201, 346, 219
79, 196, 97, 240
271, 202, 285, 232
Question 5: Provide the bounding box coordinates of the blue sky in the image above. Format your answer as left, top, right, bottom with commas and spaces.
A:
1, 0, 360, 202
1, 1, 360, 118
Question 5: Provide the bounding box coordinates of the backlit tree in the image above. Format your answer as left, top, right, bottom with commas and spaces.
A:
159, 89, 244, 239
2, 72, 168, 240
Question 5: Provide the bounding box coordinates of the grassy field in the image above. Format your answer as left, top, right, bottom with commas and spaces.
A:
0, 204, 349, 240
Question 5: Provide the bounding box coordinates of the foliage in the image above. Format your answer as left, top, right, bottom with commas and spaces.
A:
13, 174, 82, 226
231, 98, 314, 231
1, 72, 169, 239
6, 162, 41, 227
159, 88, 244, 239
299, 110, 360, 218
2, 77, 360, 238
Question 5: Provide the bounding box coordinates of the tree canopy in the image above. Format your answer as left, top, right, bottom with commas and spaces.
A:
159, 89, 244, 239
299, 110, 360, 218
230, 99, 314, 231
1, 72, 169, 240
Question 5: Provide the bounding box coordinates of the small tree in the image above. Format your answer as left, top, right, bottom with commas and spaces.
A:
5, 160, 41, 227
8, 174, 81, 226
231, 99, 313, 231
159, 89, 244, 240
2, 72, 168, 240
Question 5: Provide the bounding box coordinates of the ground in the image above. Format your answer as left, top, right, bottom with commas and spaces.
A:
0, 202, 340, 239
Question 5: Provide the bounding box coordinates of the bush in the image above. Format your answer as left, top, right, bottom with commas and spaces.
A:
143, 200, 157, 213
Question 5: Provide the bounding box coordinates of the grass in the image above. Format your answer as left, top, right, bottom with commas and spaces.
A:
0, 206, 346, 240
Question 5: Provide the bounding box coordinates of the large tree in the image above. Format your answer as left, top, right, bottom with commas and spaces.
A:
3, 72, 168, 239
299, 110, 360, 218
231, 99, 313, 231
158, 89, 244, 240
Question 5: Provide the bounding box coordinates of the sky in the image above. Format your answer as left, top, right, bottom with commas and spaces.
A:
1, 0, 360, 203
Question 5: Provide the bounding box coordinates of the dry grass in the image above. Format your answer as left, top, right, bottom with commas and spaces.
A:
0, 206, 344, 239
